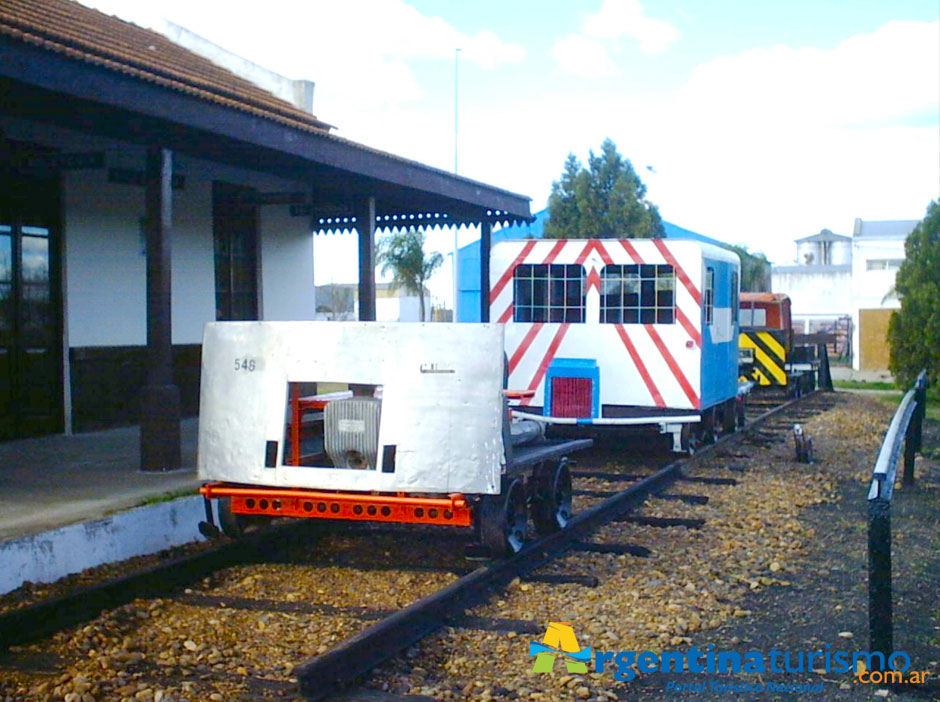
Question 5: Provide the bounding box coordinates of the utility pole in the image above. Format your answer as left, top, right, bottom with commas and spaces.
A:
452, 47, 462, 321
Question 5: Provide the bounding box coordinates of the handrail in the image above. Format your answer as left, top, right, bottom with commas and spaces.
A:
867, 387, 917, 500
867, 369, 928, 665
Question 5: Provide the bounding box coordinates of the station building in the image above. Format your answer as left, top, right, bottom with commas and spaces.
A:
0, 0, 531, 468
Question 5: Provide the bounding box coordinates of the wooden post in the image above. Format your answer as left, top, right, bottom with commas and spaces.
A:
355, 196, 376, 322
480, 220, 492, 322
139, 146, 181, 472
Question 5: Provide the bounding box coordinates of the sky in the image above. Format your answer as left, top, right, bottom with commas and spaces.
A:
80, 0, 940, 309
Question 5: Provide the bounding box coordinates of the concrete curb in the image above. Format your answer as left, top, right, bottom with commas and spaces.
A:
0, 496, 206, 595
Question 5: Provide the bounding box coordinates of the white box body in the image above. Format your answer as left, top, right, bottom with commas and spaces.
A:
197, 322, 505, 495
490, 238, 740, 417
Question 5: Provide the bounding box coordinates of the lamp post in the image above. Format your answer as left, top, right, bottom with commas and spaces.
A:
452, 47, 461, 320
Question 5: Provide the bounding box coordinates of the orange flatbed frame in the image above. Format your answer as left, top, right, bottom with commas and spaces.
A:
200, 483, 473, 527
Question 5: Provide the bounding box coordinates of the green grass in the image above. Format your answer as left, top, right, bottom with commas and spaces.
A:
102, 488, 198, 516
133, 487, 198, 508
833, 379, 899, 391
866, 392, 940, 424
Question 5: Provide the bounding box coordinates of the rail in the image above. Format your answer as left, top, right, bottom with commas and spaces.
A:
294, 390, 822, 699
867, 369, 928, 662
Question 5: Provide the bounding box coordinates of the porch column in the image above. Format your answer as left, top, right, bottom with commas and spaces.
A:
140, 146, 181, 472
480, 220, 492, 322
354, 196, 376, 321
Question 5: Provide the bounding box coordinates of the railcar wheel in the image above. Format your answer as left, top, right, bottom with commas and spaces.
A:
478, 478, 528, 556
700, 408, 718, 444
218, 497, 246, 538
217, 498, 272, 538
532, 459, 573, 535
680, 424, 699, 455
720, 399, 737, 435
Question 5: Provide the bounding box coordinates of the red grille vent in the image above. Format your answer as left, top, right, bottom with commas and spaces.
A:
552, 377, 593, 418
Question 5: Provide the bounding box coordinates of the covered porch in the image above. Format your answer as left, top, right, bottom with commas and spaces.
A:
0, 0, 530, 474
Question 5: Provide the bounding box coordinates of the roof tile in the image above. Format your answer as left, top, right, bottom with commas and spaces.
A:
0, 0, 333, 133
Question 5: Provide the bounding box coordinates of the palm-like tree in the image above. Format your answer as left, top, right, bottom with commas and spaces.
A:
377, 227, 443, 321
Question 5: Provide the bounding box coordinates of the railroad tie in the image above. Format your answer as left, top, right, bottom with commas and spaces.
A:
614, 515, 705, 529
573, 488, 621, 498
446, 615, 542, 635
570, 471, 646, 481
571, 541, 651, 558
523, 573, 600, 587
656, 493, 709, 505
679, 476, 737, 486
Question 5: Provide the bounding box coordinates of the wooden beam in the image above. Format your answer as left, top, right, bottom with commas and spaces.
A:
480, 221, 492, 322
139, 145, 181, 472
355, 196, 377, 321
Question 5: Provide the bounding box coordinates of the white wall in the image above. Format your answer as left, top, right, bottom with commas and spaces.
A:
170, 177, 216, 344
64, 167, 147, 347
260, 203, 316, 321
771, 267, 853, 318
63, 150, 317, 346
851, 238, 905, 370
374, 294, 427, 321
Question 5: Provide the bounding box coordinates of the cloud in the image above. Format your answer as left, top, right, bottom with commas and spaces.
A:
77, 0, 524, 113
679, 20, 939, 130
582, 0, 678, 55
552, 34, 618, 78
552, 0, 677, 76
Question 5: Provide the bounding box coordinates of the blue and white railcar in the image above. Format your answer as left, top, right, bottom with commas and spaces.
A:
490, 238, 742, 450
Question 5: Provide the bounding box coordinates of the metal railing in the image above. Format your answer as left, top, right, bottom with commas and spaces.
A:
867, 369, 928, 661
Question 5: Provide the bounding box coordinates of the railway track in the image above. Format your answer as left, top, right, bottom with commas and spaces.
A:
0, 391, 838, 702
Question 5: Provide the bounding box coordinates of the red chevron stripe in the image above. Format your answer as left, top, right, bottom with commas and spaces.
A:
497, 303, 514, 324
508, 322, 543, 374
522, 323, 571, 406
613, 324, 665, 407
490, 239, 537, 304
675, 307, 701, 347
542, 239, 567, 265
574, 240, 615, 267
653, 238, 701, 306
644, 324, 699, 407
619, 239, 645, 264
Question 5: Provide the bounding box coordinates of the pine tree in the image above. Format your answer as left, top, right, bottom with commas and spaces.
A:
544, 139, 664, 239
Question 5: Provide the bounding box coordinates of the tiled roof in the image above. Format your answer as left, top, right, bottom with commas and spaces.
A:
0, 0, 333, 134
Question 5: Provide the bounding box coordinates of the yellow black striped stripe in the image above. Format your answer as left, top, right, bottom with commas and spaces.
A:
739, 331, 787, 386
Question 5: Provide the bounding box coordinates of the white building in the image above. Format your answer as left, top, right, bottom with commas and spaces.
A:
771, 230, 853, 359
850, 218, 918, 372
772, 221, 919, 372
0, 0, 531, 469
315, 283, 429, 322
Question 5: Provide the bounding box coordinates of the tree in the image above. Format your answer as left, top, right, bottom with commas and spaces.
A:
726, 244, 771, 292
888, 200, 940, 386
377, 227, 443, 322
544, 138, 664, 239
316, 284, 354, 320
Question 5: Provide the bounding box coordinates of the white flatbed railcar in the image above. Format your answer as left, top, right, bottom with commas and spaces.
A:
197, 321, 591, 555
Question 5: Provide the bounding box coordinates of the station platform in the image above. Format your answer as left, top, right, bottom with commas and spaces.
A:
0, 419, 201, 541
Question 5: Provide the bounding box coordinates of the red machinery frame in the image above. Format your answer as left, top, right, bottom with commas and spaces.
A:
200, 483, 473, 527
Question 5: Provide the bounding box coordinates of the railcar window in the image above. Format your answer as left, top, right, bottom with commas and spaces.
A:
731, 272, 739, 324
600, 264, 675, 324
704, 267, 715, 325
513, 263, 585, 323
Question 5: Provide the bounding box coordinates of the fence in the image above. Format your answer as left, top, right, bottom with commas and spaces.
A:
867, 369, 928, 661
